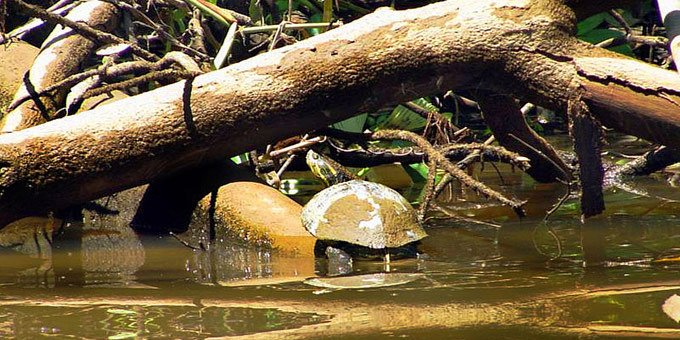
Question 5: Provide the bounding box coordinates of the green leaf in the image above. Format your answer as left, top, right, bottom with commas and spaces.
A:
231, 153, 250, 164
378, 104, 427, 131
171, 9, 188, 33
579, 28, 623, 44
331, 113, 368, 132
249, 0, 264, 25
308, 13, 323, 35
578, 29, 634, 56
577, 13, 605, 35
407, 163, 429, 181
276, 0, 295, 13
376, 97, 452, 136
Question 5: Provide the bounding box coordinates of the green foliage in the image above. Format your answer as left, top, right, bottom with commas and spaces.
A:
376, 98, 440, 131
579, 28, 634, 56
249, 0, 264, 25
331, 113, 368, 132
231, 153, 250, 164
576, 12, 634, 56
577, 13, 608, 35
170, 9, 188, 34
406, 163, 429, 181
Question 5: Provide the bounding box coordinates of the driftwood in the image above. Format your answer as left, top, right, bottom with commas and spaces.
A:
2, 1, 118, 131
1, 0, 680, 226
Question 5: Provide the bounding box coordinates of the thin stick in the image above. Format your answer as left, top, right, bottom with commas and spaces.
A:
269, 136, 326, 158
372, 130, 525, 216
241, 22, 342, 34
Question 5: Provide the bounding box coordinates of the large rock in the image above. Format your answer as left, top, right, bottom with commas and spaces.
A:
197, 181, 316, 256
0, 42, 39, 112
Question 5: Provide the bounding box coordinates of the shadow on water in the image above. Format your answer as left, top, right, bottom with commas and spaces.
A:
0, 154, 680, 337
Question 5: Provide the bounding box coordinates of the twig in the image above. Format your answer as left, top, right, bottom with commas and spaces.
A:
269, 136, 326, 158
371, 130, 525, 216
544, 178, 573, 221
427, 202, 501, 228
240, 22, 342, 34
608, 9, 632, 36
169, 231, 203, 250
214, 21, 238, 69
276, 154, 297, 179
532, 223, 563, 260
269, 21, 288, 51
507, 133, 570, 180
8, 52, 200, 111
5, 0, 77, 41
418, 157, 437, 221
433, 136, 496, 200
83, 69, 200, 98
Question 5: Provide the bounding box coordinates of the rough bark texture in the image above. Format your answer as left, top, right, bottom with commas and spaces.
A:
615, 146, 680, 177
1, 1, 119, 131
0, 0, 678, 226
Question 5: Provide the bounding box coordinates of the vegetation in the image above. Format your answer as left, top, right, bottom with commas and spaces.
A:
0, 0, 678, 227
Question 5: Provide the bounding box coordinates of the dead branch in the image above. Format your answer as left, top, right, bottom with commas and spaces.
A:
371, 129, 526, 216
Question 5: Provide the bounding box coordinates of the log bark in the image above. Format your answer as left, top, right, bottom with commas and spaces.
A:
1, 1, 119, 131
0, 0, 679, 226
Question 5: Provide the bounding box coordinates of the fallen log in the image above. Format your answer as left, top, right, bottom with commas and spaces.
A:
1, 0, 680, 226
1, 1, 119, 131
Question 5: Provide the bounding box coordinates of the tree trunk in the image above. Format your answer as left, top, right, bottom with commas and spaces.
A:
0, 0, 679, 226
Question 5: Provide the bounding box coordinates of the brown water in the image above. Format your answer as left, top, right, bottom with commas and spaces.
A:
1, 145, 680, 338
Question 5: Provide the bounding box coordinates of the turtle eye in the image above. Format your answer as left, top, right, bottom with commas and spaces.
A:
311, 153, 319, 160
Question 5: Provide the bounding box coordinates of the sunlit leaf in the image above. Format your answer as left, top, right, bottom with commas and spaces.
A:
662, 294, 680, 323
231, 153, 250, 164
331, 113, 367, 133
379, 105, 426, 131
407, 163, 429, 181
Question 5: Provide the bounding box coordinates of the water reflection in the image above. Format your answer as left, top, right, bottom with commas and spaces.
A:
0, 304, 330, 338
0, 160, 678, 337
188, 238, 315, 286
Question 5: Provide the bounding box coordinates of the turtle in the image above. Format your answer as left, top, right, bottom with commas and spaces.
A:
301, 150, 428, 261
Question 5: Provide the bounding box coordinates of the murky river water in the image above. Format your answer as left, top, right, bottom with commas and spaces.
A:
0, 139, 679, 338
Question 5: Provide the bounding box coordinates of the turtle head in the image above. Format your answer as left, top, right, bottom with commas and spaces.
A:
306, 150, 340, 187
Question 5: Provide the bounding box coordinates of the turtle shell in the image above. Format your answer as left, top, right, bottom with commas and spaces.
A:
301, 180, 427, 249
